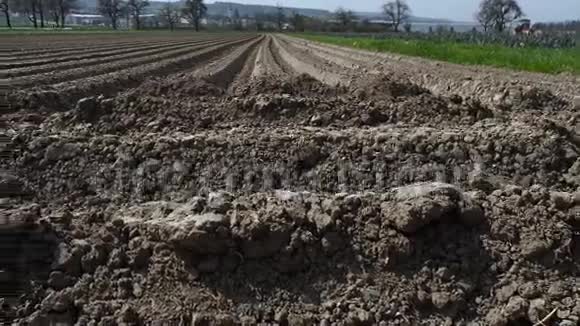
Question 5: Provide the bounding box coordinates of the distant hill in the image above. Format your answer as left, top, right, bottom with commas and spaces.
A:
75, 0, 453, 23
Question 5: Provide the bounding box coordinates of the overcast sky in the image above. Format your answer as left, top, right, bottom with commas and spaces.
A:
205, 0, 580, 22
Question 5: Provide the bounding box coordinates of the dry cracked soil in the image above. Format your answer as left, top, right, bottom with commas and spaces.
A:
1, 33, 580, 326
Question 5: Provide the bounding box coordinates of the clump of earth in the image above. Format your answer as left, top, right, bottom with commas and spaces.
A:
1, 34, 580, 326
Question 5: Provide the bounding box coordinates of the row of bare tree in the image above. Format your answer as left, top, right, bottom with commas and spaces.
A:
475, 0, 523, 32
96, 0, 149, 30
333, 0, 411, 32
160, 0, 206, 31
333, 0, 525, 33
0, 0, 207, 31
0, 0, 77, 28
97, 0, 207, 31
0, 0, 525, 33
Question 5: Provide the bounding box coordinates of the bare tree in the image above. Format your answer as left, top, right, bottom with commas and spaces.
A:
382, 0, 411, 32
181, 0, 206, 31
476, 0, 523, 33
46, 0, 76, 27
127, 0, 149, 30
46, 0, 60, 26
254, 12, 266, 31
334, 7, 356, 30
29, 0, 39, 28
159, 2, 180, 31
28, 0, 39, 28
56, 0, 77, 27
232, 8, 242, 30
12, 0, 40, 28
97, 0, 125, 29
0, 0, 10, 28
475, 2, 493, 32
276, 3, 284, 31
39, 0, 47, 27
289, 11, 304, 32
124, 3, 130, 28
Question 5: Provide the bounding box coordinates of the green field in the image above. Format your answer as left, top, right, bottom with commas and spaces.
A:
296, 34, 580, 75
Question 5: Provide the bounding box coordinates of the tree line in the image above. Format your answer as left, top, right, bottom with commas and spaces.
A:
475, 0, 523, 32
533, 21, 580, 33
0, 0, 208, 31
1, 0, 570, 35
330, 0, 527, 33
1, 0, 78, 28
330, 0, 411, 33
319, 0, 570, 35
474, 0, 579, 34
96, 0, 207, 31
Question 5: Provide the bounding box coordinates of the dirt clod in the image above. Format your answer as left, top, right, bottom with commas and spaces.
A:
573, 96, 580, 110
3, 33, 580, 326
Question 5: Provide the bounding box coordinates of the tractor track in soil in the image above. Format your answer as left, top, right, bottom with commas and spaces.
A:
1, 34, 580, 326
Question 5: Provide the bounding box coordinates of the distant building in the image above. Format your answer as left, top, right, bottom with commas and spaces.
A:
367, 19, 391, 26
64, 13, 159, 28
66, 14, 106, 26
200, 15, 256, 28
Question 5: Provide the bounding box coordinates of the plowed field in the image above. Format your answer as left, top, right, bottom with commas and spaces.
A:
1, 32, 580, 326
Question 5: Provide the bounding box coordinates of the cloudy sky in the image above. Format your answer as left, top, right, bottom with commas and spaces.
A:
205, 0, 580, 22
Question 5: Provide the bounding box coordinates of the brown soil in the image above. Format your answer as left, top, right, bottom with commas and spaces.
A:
1, 34, 579, 326
0, 40, 195, 69
2, 39, 219, 77
8, 38, 237, 87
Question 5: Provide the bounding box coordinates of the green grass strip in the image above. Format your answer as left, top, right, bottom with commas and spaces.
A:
294, 33, 580, 75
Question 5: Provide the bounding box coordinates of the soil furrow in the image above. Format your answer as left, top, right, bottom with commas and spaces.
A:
2, 32, 580, 326
222, 37, 263, 91
178, 36, 261, 88
0, 39, 203, 69
249, 38, 267, 78
281, 35, 372, 70
250, 36, 287, 78
8, 36, 258, 110
7, 38, 236, 88
270, 35, 349, 85
286, 35, 580, 105
276, 36, 357, 77
2, 38, 225, 78
0, 39, 171, 60
0, 34, 216, 53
